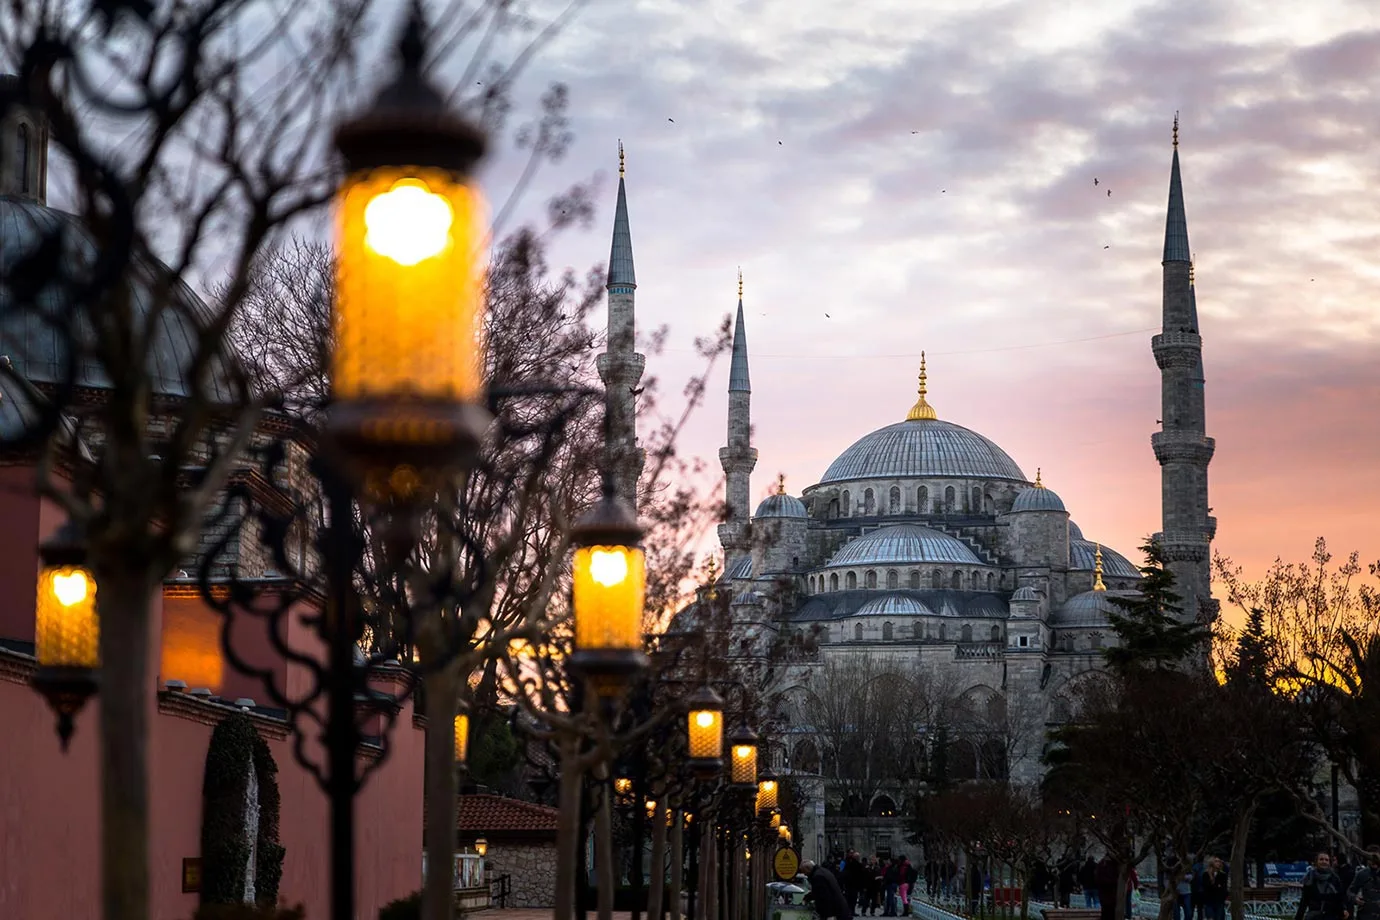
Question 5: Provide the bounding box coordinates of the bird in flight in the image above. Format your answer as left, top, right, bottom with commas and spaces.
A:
778, 140, 783, 145
825, 313, 831, 318
1103, 245, 1110, 250
667, 117, 675, 123
1094, 178, 1099, 186
1106, 189, 1111, 197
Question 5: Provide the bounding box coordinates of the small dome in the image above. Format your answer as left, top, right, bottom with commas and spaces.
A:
856, 594, 934, 617
1070, 541, 1139, 579
824, 524, 983, 568
1052, 590, 1135, 627
755, 492, 807, 519
1011, 485, 1066, 513
1011, 586, 1039, 602
1068, 520, 1085, 541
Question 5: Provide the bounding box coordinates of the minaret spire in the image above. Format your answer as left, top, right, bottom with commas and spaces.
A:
1093, 544, 1107, 592
719, 268, 758, 574
1150, 122, 1216, 627
596, 141, 645, 507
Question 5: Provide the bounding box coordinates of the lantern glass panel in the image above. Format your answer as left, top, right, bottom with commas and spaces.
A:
755, 779, 778, 814
36, 565, 99, 669
572, 545, 645, 651
731, 743, 758, 786
453, 712, 470, 763
687, 707, 723, 761
334, 169, 487, 406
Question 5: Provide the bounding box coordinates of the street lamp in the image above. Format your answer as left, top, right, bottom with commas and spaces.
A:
475, 838, 488, 858
755, 772, 778, 815
685, 685, 725, 778
330, 2, 491, 486
32, 520, 98, 750
570, 475, 647, 693
769, 810, 781, 829
728, 723, 759, 788
453, 705, 470, 764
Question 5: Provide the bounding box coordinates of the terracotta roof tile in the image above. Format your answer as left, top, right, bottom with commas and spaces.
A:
457, 794, 559, 834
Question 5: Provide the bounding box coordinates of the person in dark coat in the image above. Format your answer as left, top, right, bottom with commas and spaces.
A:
1058, 859, 1079, 909
1200, 858, 1229, 920
1096, 856, 1119, 920
1297, 853, 1350, 920
805, 859, 855, 920
844, 851, 870, 916
1348, 849, 1380, 920
1079, 857, 1101, 908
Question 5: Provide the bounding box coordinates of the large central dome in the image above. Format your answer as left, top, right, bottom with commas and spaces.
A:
819, 418, 1027, 484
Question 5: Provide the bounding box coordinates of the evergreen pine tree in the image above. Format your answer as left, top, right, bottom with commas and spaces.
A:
1103, 538, 1207, 672
1225, 607, 1274, 688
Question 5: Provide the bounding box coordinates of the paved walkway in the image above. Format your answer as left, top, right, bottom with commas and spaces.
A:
477, 912, 637, 920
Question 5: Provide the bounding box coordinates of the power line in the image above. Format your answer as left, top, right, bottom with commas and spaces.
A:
661, 325, 1158, 359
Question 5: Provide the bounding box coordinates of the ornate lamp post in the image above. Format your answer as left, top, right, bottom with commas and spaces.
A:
569, 473, 647, 694
755, 772, 778, 815
728, 723, 759, 789
685, 685, 725, 778
453, 704, 470, 765
32, 520, 98, 750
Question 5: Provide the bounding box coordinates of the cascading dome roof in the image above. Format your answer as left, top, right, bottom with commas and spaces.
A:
824, 523, 984, 568
818, 418, 1026, 485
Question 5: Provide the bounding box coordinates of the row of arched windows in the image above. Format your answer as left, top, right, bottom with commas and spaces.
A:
832, 484, 991, 518
809, 568, 997, 593
817, 621, 1005, 644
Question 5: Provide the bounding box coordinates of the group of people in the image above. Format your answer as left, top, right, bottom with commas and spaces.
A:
1294, 849, 1380, 920
801, 852, 919, 920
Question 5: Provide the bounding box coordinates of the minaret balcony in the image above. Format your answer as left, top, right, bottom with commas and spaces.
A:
1151, 331, 1202, 370
718, 445, 758, 474
596, 351, 646, 385
1151, 430, 1215, 465
1158, 537, 1210, 563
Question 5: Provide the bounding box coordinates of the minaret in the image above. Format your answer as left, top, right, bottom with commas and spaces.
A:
1151, 114, 1217, 625
718, 268, 757, 572
596, 141, 646, 507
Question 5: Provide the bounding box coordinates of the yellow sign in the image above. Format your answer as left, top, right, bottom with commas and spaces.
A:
773, 846, 801, 881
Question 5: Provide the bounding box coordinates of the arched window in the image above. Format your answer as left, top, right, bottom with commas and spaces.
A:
973, 487, 983, 512
986, 572, 995, 591
960, 624, 973, 642
829, 573, 839, 591
991, 624, 1002, 642
886, 569, 899, 589
909, 569, 920, 589
889, 486, 901, 514
913, 619, 924, 639
970, 571, 980, 589
883, 622, 894, 641
931, 570, 942, 589
809, 575, 816, 593
846, 572, 857, 590
918, 486, 929, 512
855, 623, 864, 641
939, 623, 947, 641
864, 489, 876, 515
828, 499, 839, 518
794, 739, 821, 774
1090, 633, 1103, 650
950, 571, 962, 590
944, 486, 955, 511
870, 794, 898, 818
865, 570, 877, 589
17, 123, 30, 194
841, 490, 851, 516
820, 626, 830, 643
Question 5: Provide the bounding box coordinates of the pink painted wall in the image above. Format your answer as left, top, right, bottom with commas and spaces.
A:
0, 665, 424, 920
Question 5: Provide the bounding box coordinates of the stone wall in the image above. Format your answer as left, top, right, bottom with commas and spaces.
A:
485, 842, 558, 908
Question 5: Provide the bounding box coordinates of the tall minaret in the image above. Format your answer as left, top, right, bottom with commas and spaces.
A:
596, 141, 646, 507
718, 269, 757, 572
1151, 114, 1217, 625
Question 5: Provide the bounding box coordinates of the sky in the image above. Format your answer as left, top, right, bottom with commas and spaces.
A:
468, 0, 1380, 594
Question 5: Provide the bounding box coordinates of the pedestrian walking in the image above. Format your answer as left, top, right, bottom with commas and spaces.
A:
1296, 852, 1350, 920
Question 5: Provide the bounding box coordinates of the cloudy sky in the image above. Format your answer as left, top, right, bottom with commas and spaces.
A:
470, 0, 1380, 593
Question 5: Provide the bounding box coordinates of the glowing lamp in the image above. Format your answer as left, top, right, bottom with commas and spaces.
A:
569, 477, 647, 691
453, 708, 470, 764
770, 810, 782, 829
755, 773, 778, 815
614, 777, 633, 796
685, 685, 725, 778
779, 825, 792, 842
330, 5, 492, 481
727, 723, 760, 788
475, 838, 488, 858
32, 521, 98, 750
645, 799, 658, 818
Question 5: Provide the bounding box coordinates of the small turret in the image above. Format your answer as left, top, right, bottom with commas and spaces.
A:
1001, 468, 1070, 566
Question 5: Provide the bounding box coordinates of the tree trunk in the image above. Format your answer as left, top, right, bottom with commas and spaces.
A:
422, 666, 459, 920
669, 803, 684, 920
97, 566, 155, 920
1114, 862, 1130, 920
596, 773, 617, 920
1229, 801, 1258, 920
554, 737, 586, 920
704, 827, 718, 920
648, 780, 669, 920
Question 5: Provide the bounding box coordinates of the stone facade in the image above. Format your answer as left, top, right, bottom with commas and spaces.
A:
483, 843, 559, 909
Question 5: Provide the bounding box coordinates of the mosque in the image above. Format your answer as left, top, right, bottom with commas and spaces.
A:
598, 126, 1215, 859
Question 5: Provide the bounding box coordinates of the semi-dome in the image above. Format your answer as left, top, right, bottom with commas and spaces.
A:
818, 418, 1026, 485
1011, 586, 1039, 602
1052, 589, 1136, 627
1070, 541, 1139, 579
0, 196, 235, 401
856, 594, 934, 617
1068, 520, 1085, 541
755, 492, 807, 519
1011, 483, 1066, 513
824, 524, 983, 568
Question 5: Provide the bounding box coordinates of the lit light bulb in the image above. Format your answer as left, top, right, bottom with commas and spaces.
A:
589, 549, 629, 587
52, 571, 90, 607
695, 711, 716, 728
364, 180, 453, 265
734, 745, 752, 759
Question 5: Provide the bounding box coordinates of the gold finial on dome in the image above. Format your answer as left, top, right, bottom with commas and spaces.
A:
1172, 111, 1179, 150
1093, 543, 1107, 592
777, 473, 786, 495
619, 140, 625, 178
906, 351, 937, 421
1034, 468, 1044, 489
738, 266, 743, 299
